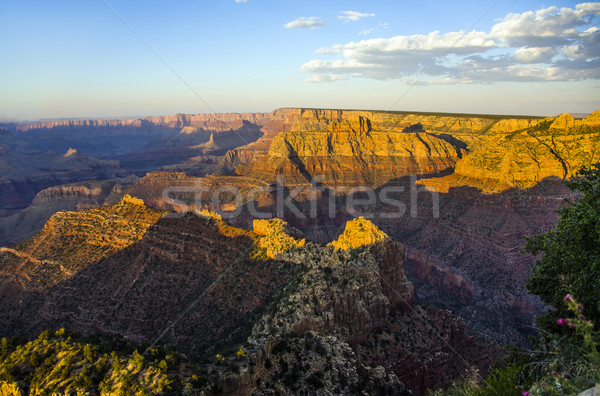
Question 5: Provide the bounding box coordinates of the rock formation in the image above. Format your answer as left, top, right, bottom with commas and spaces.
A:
252, 218, 306, 259
420, 112, 600, 193
241, 119, 465, 187
329, 216, 389, 250
0, 146, 129, 214
0, 204, 500, 394
0, 177, 136, 246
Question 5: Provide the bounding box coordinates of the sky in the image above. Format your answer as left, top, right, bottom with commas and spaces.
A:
1, 0, 599, 121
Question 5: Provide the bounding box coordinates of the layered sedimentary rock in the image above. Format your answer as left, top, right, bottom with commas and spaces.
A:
15, 112, 272, 133
0, 202, 500, 394
0, 177, 136, 246
420, 112, 600, 193
0, 146, 128, 213
241, 116, 467, 187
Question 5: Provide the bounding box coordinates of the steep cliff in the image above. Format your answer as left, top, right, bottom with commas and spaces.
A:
420, 112, 600, 193
241, 116, 467, 187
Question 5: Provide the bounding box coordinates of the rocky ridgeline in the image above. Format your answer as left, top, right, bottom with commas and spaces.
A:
420, 111, 600, 193
197, 218, 497, 395
0, 178, 135, 246
4, 195, 165, 286
15, 112, 273, 133
0, 201, 501, 394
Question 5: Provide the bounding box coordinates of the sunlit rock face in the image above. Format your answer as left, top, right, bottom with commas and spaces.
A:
243, 116, 466, 188
420, 111, 600, 193
328, 216, 389, 251
253, 218, 306, 259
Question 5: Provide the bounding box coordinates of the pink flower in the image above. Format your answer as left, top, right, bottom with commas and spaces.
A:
564, 294, 573, 302
568, 322, 575, 328
562, 372, 567, 376
577, 304, 584, 312
552, 371, 558, 377
541, 381, 547, 388
580, 314, 586, 320
523, 392, 530, 396
557, 318, 567, 325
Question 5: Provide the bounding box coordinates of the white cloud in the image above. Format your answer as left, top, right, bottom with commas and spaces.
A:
301, 2, 600, 83
491, 3, 600, 46
359, 23, 389, 36
235, 0, 250, 2
513, 46, 557, 63
284, 17, 325, 29
339, 11, 375, 22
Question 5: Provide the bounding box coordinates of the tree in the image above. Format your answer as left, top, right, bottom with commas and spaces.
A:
524, 163, 600, 332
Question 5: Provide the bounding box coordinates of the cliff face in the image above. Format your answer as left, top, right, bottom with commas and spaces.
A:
15, 112, 272, 133
244, 219, 497, 394
242, 117, 466, 187
420, 112, 600, 193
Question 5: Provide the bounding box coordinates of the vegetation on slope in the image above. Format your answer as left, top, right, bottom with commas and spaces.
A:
251, 218, 306, 259
328, 216, 388, 251
434, 164, 600, 395
8, 195, 165, 286
0, 329, 179, 395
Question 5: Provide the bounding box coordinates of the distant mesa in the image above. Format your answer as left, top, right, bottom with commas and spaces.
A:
329, 216, 388, 251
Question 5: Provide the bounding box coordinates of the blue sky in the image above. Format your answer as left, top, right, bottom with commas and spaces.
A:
1, 0, 598, 120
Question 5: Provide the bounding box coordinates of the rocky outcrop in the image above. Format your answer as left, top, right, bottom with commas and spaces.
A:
252, 219, 306, 259
0, 177, 136, 246
4, 195, 164, 286
0, 209, 297, 358
329, 216, 389, 250
420, 112, 600, 193
240, 219, 495, 394
0, 208, 501, 395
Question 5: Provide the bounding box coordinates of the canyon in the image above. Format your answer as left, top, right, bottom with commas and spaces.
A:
0, 200, 500, 394
1, 107, 599, 394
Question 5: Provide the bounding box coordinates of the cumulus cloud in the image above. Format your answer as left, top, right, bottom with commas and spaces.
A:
339, 11, 376, 22
284, 17, 325, 29
301, 2, 600, 83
